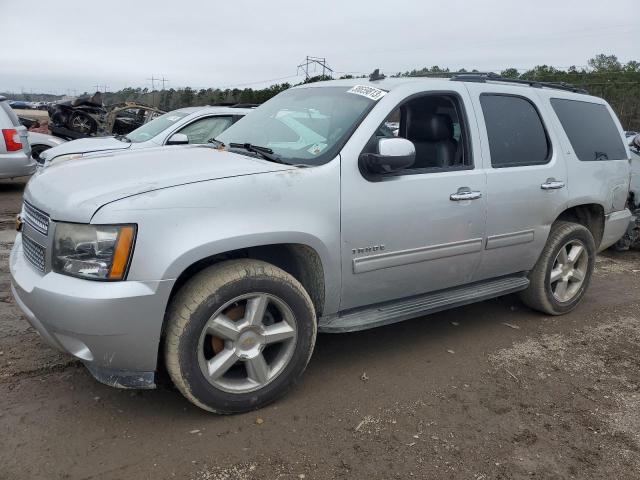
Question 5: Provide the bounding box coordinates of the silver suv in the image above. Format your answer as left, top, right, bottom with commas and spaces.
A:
10, 77, 632, 413
0, 96, 35, 178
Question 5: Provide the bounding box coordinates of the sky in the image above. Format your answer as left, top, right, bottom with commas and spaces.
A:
1, 0, 638, 95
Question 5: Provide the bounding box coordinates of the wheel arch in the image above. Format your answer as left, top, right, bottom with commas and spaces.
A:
554, 203, 605, 248
165, 241, 327, 319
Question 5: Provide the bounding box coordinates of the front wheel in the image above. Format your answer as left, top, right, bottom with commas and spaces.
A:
164, 259, 317, 413
520, 221, 596, 315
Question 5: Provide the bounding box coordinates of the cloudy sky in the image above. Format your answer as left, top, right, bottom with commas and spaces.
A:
1, 0, 638, 95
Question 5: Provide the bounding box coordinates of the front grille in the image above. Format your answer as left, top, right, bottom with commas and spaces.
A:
23, 200, 50, 235
22, 234, 46, 272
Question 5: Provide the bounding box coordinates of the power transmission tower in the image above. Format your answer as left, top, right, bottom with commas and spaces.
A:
147, 75, 160, 106
160, 77, 169, 90
93, 84, 101, 92
297, 56, 333, 80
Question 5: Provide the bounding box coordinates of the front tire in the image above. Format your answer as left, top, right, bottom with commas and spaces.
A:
164, 259, 317, 413
520, 221, 596, 315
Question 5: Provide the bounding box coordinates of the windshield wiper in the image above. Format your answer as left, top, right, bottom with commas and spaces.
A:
207, 137, 225, 148
115, 134, 131, 143
229, 142, 288, 164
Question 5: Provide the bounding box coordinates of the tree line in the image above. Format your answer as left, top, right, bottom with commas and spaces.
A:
4, 54, 639, 130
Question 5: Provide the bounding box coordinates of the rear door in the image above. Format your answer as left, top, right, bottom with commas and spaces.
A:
465, 84, 569, 280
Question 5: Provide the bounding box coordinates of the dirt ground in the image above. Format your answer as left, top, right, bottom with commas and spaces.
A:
1, 178, 640, 480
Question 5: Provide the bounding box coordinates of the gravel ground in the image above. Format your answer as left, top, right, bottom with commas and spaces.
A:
1, 177, 639, 480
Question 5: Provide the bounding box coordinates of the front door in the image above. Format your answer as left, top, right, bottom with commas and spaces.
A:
340, 86, 487, 310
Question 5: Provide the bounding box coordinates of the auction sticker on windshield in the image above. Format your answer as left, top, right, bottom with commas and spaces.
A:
347, 85, 387, 101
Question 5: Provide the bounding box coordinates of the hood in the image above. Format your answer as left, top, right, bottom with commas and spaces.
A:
25, 146, 294, 223
41, 136, 130, 161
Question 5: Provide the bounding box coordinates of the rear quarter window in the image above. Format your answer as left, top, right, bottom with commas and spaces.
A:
551, 98, 627, 161
0, 101, 21, 127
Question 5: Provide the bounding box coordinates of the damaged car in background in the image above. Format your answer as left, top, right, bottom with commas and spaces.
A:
40, 105, 251, 166
615, 133, 640, 250
48, 93, 164, 139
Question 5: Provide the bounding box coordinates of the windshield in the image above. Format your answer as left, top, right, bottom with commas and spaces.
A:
217, 86, 380, 166
125, 111, 189, 143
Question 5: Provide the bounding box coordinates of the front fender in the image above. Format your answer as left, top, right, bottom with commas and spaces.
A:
92, 162, 342, 314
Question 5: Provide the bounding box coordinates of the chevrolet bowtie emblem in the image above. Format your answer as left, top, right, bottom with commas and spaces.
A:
15, 214, 23, 232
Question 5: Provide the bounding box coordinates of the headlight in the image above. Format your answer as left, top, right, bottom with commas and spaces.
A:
53, 223, 136, 280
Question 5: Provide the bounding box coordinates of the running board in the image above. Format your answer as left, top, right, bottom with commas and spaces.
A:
318, 275, 529, 333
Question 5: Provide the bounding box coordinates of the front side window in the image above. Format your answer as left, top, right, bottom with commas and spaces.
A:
217, 86, 379, 166
551, 98, 627, 161
177, 116, 233, 144
480, 94, 550, 168
125, 110, 189, 143
364, 93, 472, 175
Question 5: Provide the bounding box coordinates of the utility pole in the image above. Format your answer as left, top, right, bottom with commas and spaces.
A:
297, 56, 333, 81
93, 84, 101, 92
147, 75, 159, 106
160, 77, 169, 90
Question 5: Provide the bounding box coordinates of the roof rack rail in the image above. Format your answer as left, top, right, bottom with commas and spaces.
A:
450, 72, 589, 94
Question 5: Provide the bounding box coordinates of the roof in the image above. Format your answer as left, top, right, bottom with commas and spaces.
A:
295, 75, 593, 99
0, 96, 6, 102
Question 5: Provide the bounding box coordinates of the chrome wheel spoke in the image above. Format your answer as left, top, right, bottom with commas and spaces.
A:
567, 244, 584, 265
207, 349, 238, 380
263, 322, 296, 344
246, 353, 270, 384
569, 268, 585, 282
550, 266, 563, 284
206, 314, 240, 341
244, 295, 269, 327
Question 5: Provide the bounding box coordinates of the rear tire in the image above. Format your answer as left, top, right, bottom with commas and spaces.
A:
520, 221, 596, 315
164, 259, 317, 414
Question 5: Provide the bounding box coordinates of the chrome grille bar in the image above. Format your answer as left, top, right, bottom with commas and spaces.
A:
22, 234, 46, 272
23, 200, 50, 236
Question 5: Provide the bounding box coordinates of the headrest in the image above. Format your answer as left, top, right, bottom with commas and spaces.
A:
408, 113, 453, 142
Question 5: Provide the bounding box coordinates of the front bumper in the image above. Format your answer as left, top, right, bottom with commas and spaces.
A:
599, 208, 634, 251
10, 234, 174, 388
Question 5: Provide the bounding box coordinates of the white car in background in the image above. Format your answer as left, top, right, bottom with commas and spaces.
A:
28, 131, 66, 161
40, 105, 252, 166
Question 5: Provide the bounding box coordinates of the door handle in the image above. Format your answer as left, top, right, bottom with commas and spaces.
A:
450, 189, 482, 201
541, 179, 565, 190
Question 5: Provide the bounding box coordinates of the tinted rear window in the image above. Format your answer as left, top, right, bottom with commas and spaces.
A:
0, 101, 21, 127
551, 98, 626, 161
480, 94, 550, 168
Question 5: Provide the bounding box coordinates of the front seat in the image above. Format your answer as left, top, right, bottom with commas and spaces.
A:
407, 113, 457, 168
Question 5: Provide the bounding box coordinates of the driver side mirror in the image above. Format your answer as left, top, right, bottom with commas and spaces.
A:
167, 133, 189, 145
359, 137, 415, 174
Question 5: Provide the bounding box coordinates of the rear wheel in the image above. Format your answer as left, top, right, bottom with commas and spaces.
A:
69, 112, 96, 135
164, 259, 317, 413
520, 221, 596, 315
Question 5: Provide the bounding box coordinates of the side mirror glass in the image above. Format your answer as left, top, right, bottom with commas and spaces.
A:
359, 137, 415, 174
167, 133, 189, 145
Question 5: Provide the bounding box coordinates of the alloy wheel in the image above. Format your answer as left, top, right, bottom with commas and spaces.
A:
549, 239, 588, 303
197, 293, 298, 393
